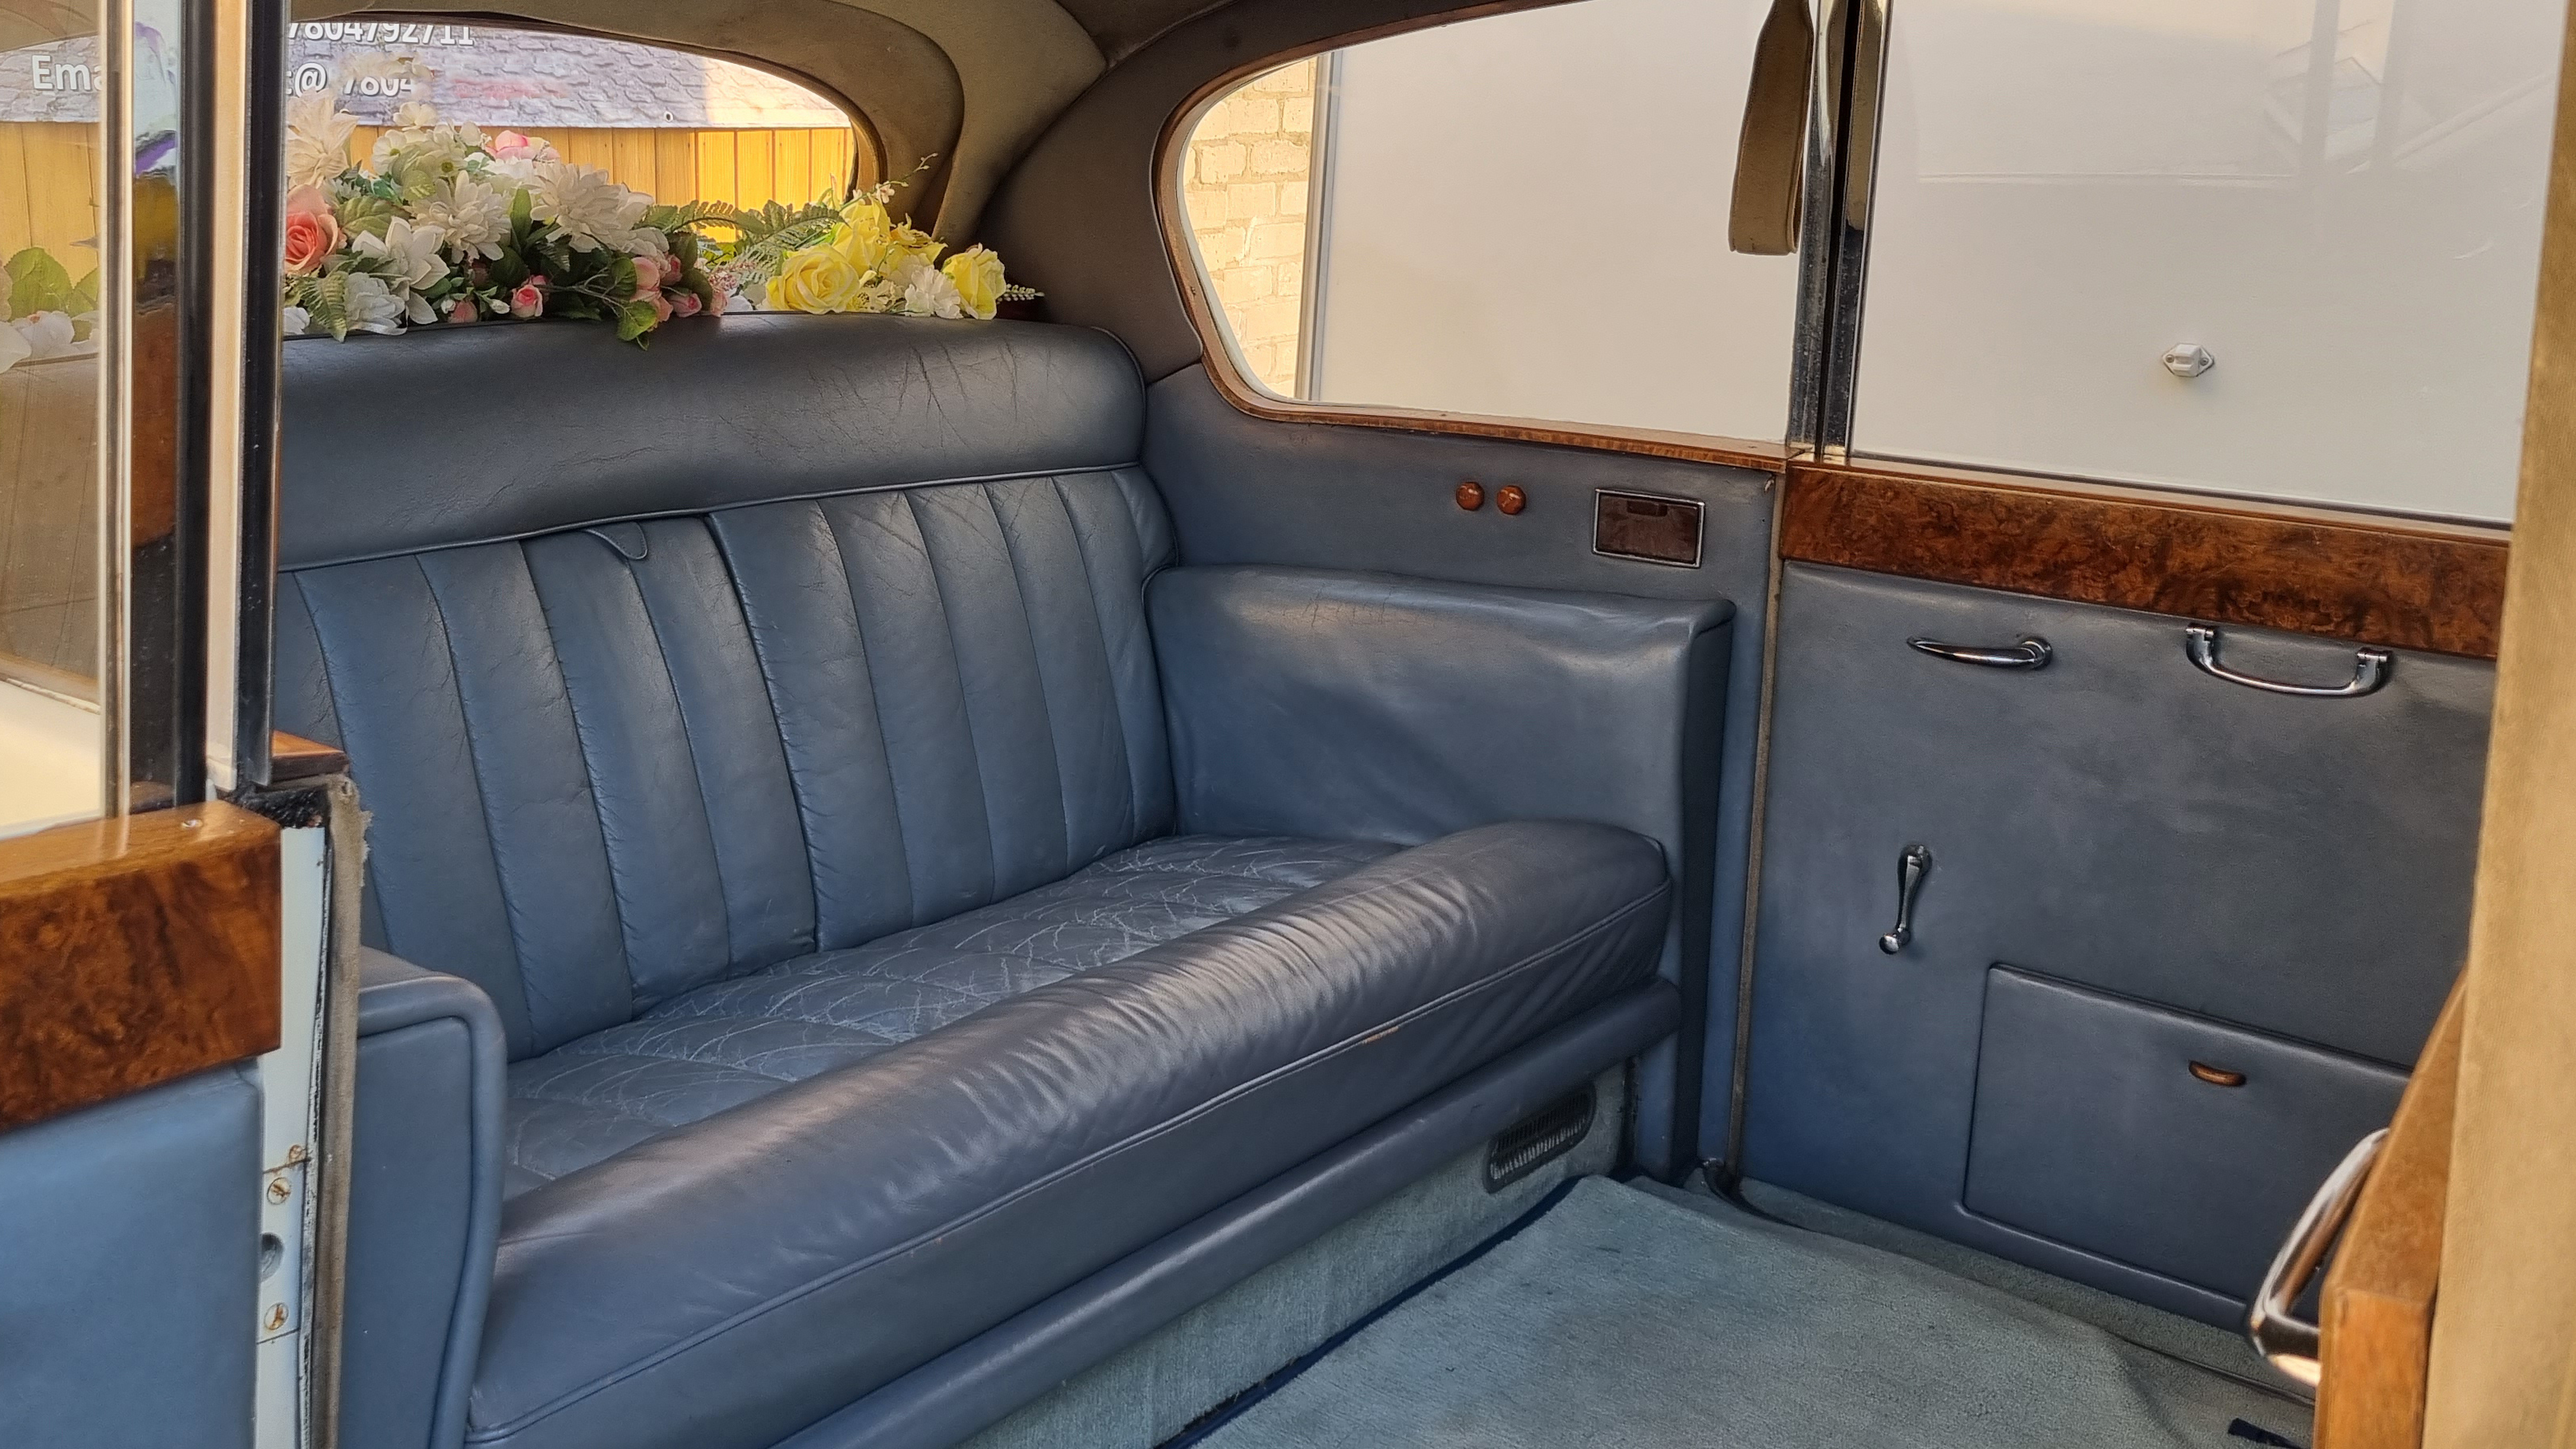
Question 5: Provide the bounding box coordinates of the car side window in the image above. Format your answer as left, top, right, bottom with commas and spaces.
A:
1173, 0, 1799, 445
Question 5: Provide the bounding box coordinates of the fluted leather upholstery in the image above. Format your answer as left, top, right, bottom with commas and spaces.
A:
282, 317, 1682, 1449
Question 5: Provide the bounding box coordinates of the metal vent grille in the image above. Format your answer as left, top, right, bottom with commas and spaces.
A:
1483, 1085, 1597, 1193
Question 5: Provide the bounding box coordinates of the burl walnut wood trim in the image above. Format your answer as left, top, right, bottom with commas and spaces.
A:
0, 801, 282, 1130
2315, 978, 2462, 1449
1783, 461, 2511, 658
269, 730, 350, 784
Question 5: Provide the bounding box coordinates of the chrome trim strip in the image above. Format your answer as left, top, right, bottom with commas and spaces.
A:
2248, 1127, 2388, 1387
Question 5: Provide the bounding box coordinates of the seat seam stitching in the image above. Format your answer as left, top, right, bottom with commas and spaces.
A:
512, 541, 646, 1037
705, 515, 829, 961
622, 523, 742, 989
816, 500, 924, 938
1049, 473, 1142, 850
986, 479, 1080, 876
286, 460, 1138, 571
906, 487, 1009, 908
417, 550, 563, 1049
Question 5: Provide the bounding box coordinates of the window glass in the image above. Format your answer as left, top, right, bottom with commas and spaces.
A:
1853, 0, 2561, 522
0, 14, 107, 835
1177, 0, 1798, 443
284, 21, 863, 211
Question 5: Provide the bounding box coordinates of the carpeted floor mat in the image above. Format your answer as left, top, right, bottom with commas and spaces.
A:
1184, 1176, 2313, 1449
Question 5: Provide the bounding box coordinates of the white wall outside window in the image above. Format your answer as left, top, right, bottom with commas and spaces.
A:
1300, 0, 1800, 444
1853, 0, 2562, 522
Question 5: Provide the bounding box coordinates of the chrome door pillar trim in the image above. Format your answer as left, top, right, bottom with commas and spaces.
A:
1784, 0, 1894, 460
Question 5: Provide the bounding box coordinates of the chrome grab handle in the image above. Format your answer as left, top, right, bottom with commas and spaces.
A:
1877, 844, 1931, 954
2187, 626, 2391, 698
2247, 1127, 2388, 1387
1909, 636, 2052, 669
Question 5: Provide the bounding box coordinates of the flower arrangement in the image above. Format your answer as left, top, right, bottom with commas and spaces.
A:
279, 95, 1027, 344
0, 247, 99, 376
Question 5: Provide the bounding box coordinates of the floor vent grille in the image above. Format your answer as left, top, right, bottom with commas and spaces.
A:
1484, 1085, 1596, 1192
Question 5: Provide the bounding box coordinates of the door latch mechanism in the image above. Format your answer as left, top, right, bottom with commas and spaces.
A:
1879, 844, 1932, 954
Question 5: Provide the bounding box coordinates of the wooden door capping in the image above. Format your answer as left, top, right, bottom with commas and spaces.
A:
0, 801, 282, 1130
1783, 461, 2510, 658
2316, 981, 2461, 1448
269, 731, 349, 784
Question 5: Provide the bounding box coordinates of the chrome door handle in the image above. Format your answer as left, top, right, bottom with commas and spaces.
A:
1908, 636, 2052, 669
2187, 626, 2392, 698
2247, 1127, 2387, 1387
1877, 844, 1930, 954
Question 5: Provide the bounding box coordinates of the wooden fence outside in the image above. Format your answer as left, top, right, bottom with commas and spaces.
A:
0, 123, 860, 270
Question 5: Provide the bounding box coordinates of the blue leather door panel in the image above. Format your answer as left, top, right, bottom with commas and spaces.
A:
1966, 968, 2406, 1299
0, 1068, 261, 1449
1744, 563, 2489, 1321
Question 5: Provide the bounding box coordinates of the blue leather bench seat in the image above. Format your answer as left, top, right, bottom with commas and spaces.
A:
276, 317, 1681, 1449
501, 835, 1396, 1192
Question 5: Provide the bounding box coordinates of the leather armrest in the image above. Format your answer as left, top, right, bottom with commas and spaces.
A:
1148, 565, 1733, 876
346, 947, 506, 1449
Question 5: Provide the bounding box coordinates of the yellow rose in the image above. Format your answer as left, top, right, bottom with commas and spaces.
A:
837, 199, 892, 273
942, 246, 1007, 321
767, 244, 867, 314
888, 222, 946, 270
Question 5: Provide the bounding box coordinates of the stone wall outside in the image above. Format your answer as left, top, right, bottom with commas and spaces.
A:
1181, 58, 1314, 396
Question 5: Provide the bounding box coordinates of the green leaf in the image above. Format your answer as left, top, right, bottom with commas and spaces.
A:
488, 248, 528, 291
336, 194, 397, 240
508, 187, 532, 232
67, 267, 97, 316
614, 297, 659, 343
6, 247, 73, 316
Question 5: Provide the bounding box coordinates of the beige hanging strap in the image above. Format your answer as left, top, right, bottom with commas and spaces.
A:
1728, 0, 1815, 255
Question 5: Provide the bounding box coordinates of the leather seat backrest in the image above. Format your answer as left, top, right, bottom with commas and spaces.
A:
271, 315, 1175, 1059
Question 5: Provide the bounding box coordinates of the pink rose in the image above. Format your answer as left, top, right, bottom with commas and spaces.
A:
646, 290, 674, 324
488, 130, 555, 163
670, 289, 702, 318
705, 286, 729, 317
629, 254, 662, 294
444, 296, 478, 324
508, 281, 544, 319
282, 200, 341, 277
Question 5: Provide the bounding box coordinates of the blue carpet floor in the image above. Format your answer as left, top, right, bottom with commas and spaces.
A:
1187, 1177, 2313, 1449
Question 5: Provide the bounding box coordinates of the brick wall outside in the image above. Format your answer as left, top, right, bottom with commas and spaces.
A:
1182, 58, 1315, 395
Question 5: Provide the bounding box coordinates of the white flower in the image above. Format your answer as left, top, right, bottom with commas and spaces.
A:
354, 218, 451, 322
283, 93, 357, 190
369, 123, 484, 184
13, 310, 78, 358
338, 271, 406, 335
282, 304, 311, 337
414, 174, 510, 260
391, 101, 439, 128
899, 265, 966, 320
526, 161, 651, 253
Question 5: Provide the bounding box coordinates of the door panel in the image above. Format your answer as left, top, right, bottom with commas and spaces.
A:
1966, 967, 2405, 1297
1743, 563, 2490, 1319
0, 1068, 262, 1449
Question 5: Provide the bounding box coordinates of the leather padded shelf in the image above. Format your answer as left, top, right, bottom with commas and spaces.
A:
1964, 968, 2405, 1301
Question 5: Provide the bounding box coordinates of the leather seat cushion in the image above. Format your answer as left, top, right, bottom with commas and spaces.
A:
466, 819, 1672, 1449
500, 835, 1397, 1195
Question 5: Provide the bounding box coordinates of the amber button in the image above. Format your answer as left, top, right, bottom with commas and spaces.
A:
1456, 481, 1486, 510
1496, 485, 1527, 515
